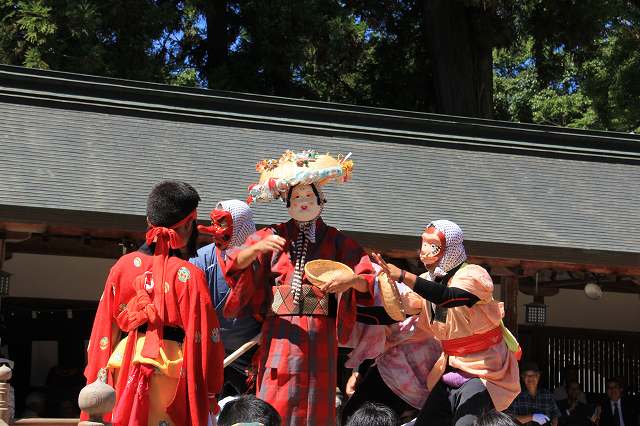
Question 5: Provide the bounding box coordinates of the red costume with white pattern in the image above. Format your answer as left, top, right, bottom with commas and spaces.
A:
84, 205, 225, 426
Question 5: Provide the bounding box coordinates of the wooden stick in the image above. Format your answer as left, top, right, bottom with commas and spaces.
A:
223, 334, 260, 368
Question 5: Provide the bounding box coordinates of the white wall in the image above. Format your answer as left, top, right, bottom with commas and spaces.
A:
4, 253, 640, 332
494, 284, 640, 332
4, 253, 112, 300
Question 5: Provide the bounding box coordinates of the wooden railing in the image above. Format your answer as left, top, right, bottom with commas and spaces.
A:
0, 364, 115, 426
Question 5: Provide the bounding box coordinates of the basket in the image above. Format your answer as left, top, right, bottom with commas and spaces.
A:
304, 260, 354, 287
378, 271, 406, 322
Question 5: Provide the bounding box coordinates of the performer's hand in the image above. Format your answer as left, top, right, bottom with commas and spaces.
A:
371, 252, 402, 282
345, 371, 360, 398
252, 235, 286, 254
319, 272, 364, 293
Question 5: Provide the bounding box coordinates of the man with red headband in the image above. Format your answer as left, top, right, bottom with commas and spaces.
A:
373, 219, 521, 426
223, 150, 376, 426
84, 181, 224, 426
191, 200, 261, 396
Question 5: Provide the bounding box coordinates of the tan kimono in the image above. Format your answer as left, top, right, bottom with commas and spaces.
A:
416, 264, 520, 411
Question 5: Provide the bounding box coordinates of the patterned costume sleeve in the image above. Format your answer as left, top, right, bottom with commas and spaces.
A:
81, 264, 122, 422
333, 229, 376, 343
181, 268, 225, 420
334, 229, 376, 304
223, 228, 273, 319
84, 264, 121, 387
448, 264, 494, 302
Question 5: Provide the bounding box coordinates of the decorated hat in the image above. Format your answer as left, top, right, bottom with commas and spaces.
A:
247, 150, 354, 203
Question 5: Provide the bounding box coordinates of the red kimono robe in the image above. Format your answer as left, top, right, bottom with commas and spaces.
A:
84, 250, 224, 426
224, 218, 375, 426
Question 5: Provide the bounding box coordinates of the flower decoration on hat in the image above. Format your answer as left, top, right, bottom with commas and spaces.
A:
247, 149, 354, 203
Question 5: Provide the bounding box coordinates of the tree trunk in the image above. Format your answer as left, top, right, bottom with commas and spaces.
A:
422, 0, 494, 118
203, 0, 230, 88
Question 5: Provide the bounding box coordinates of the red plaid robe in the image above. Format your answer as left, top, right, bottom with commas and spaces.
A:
225, 218, 375, 426
84, 251, 225, 426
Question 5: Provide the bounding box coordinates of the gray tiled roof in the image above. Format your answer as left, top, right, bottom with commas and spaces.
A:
1, 65, 639, 259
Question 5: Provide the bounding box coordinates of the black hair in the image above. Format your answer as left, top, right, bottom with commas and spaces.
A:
606, 376, 624, 388
146, 180, 200, 227
285, 183, 325, 207
520, 361, 540, 374
217, 395, 281, 426
345, 402, 399, 426
474, 409, 518, 426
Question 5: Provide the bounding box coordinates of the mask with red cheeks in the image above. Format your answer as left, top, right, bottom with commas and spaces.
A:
198, 209, 234, 249
419, 226, 445, 266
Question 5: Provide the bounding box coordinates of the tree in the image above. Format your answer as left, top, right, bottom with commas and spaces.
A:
1, 0, 638, 131
0, 0, 181, 81
493, 0, 640, 132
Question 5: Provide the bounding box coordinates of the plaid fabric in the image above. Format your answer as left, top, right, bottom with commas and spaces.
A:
223, 218, 376, 426
271, 284, 330, 315
257, 315, 337, 426
224, 218, 376, 340
506, 388, 562, 422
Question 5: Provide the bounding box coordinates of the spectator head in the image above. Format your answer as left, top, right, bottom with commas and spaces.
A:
566, 380, 582, 401
217, 395, 281, 426
474, 409, 518, 426
606, 377, 623, 402
563, 365, 579, 383
345, 402, 399, 426
520, 362, 541, 393
24, 391, 46, 417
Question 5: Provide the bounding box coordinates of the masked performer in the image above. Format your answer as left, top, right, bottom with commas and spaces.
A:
223, 150, 376, 426
84, 181, 225, 426
373, 220, 521, 426
191, 200, 261, 395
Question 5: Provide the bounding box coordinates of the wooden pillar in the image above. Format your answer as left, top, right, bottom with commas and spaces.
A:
501, 276, 519, 337
0, 238, 5, 270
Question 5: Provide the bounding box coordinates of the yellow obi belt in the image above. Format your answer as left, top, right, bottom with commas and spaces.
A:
107, 333, 183, 379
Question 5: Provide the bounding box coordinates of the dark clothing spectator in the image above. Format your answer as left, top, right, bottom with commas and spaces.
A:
598, 396, 639, 426
507, 388, 561, 425
557, 399, 595, 426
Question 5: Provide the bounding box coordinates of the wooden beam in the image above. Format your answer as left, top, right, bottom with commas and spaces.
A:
501, 276, 519, 338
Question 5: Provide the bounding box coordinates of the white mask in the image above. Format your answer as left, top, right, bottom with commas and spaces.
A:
287, 184, 323, 223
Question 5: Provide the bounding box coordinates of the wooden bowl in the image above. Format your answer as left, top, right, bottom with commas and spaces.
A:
304, 260, 354, 286
378, 271, 406, 321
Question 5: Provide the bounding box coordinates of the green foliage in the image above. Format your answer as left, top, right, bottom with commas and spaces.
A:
0, 0, 638, 131
493, 0, 640, 132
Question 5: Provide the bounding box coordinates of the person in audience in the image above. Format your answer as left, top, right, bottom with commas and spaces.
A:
597, 377, 639, 426
474, 410, 518, 426
217, 395, 281, 426
345, 402, 399, 426
506, 362, 561, 425
20, 391, 46, 418
556, 380, 596, 426
553, 366, 586, 404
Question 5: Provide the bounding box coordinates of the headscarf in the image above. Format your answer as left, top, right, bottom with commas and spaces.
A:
217, 200, 256, 249
198, 200, 256, 250
426, 219, 467, 277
